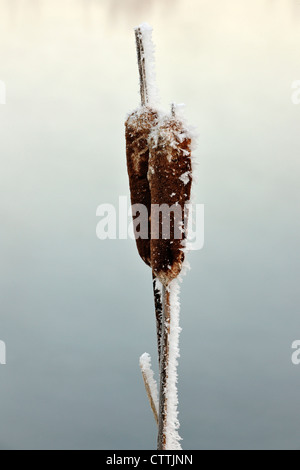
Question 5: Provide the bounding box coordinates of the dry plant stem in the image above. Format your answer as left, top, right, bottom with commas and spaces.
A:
135, 27, 148, 106
152, 274, 163, 366
141, 369, 159, 426
157, 285, 171, 450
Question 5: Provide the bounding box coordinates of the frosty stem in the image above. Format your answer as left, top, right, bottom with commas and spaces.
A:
140, 369, 159, 426
135, 27, 148, 106
157, 285, 171, 450
152, 274, 163, 367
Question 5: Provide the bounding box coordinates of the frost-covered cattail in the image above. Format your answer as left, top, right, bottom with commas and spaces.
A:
125, 24, 195, 452
148, 106, 193, 286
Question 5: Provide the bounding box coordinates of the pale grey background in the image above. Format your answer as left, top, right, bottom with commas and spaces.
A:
0, 0, 300, 450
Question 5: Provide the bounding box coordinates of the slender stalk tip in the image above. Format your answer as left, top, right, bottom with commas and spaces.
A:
171, 102, 176, 117
135, 27, 148, 107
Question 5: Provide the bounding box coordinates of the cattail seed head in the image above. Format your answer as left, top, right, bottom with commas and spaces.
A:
148, 113, 193, 285
125, 107, 159, 266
